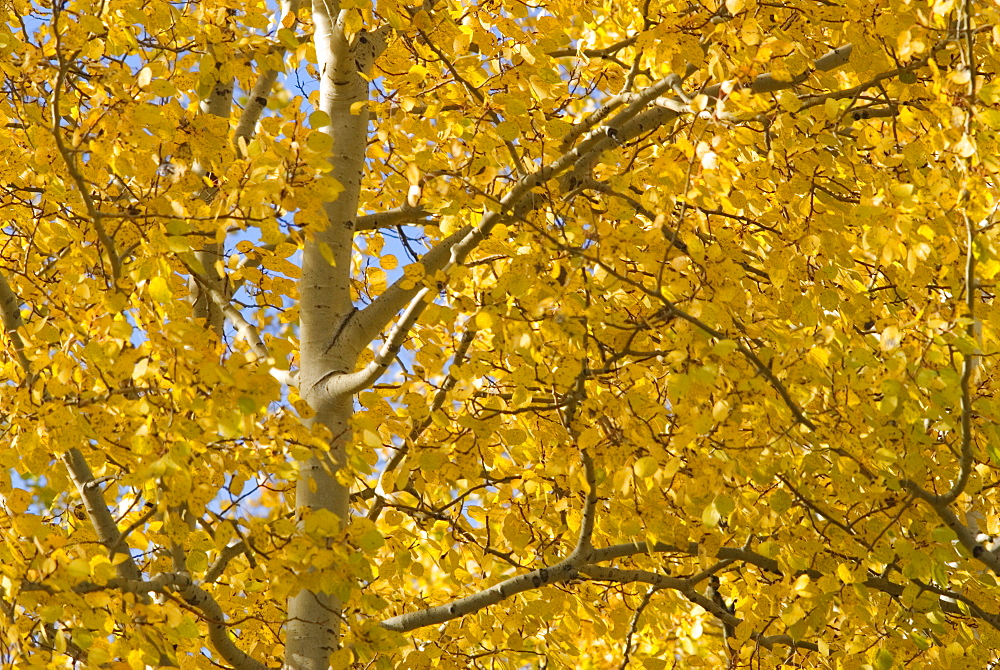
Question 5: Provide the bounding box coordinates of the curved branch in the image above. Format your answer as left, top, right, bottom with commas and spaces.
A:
73, 573, 264, 670
326, 281, 437, 397
204, 541, 248, 584
380, 449, 599, 633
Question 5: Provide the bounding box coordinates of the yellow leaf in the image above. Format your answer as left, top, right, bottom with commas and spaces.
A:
320, 242, 336, 266
309, 110, 330, 128
306, 130, 333, 153
634, 456, 658, 478
186, 550, 208, 573
879, 325, 900, 351
776, 90, 802, 112
148, 276, 172, 302
475, 311, 494, 330
137, 66, 152, 89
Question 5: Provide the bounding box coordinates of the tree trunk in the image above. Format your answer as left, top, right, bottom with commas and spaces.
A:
286, 4, 387, 667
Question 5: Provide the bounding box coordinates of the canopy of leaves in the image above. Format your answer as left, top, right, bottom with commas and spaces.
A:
3, 0, 1000, 668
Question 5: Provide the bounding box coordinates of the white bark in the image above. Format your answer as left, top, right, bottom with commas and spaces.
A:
286, 1, 389, 664
234, 0, 302, 152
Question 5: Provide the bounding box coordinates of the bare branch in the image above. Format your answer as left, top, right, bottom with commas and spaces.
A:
592, 539, 1000, 634
574, 449, 599, 557
348, 226, 466, 351
588, 541, 787, 576
187, 51, 234, 334
800, 56, 929, 109
108, 504, 158, 560
355, 206, 430, 231
572, 44, 853, 178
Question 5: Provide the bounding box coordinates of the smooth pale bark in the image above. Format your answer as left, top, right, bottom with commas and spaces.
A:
286, 0, 389, 663
234, 0, 302, 151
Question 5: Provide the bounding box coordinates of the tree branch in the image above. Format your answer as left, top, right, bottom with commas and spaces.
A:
367, 327, 476, 521
582, 563, 816, 652
338, 71, 706, 403
901, 8, 984, 570
618, 586, 658, 670
61, 449, 144, 583
49, 42, 120, 281
379, 449, 599, 632
547, 35, 639, 60
566, 44, 852, 182
355, 205, 430, 231
71, 573, 264, 670
233, 0, 303, 152
551, 239, 814, 429
190, 274, 296, 385
0, 269, 32, 381
325, 277, 439, 397
204, 541, 248, 585
378, 554, 581, 633
416, 28, 526, 177
188, 49, 234, 335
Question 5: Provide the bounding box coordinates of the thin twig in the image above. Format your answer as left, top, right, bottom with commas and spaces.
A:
618, 587, 658, 670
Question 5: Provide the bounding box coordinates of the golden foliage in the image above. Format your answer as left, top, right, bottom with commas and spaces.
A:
2, 0, 1000, 668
